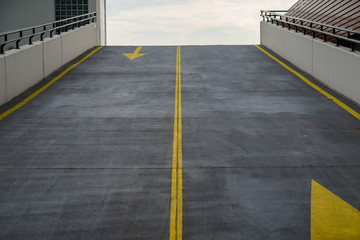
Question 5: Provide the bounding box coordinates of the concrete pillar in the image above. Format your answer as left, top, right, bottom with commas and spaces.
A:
96, 0, 107, 46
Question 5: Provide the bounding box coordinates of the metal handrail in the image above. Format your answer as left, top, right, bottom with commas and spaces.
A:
260, 10, 360, 52
0, 12, 97, 54
261, 10, 360, 35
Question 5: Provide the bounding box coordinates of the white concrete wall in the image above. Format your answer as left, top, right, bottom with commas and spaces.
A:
5, 42, 43, 101
62, 24, 97, 64
96, 0, 107, 46
261, 21, 360, 105
0, 55, 6, 104
260, 22, 313, 75
312, 39, 330, 85
43, 35, 62, 77
0, 23, 97, 106
329, 47, 360, 105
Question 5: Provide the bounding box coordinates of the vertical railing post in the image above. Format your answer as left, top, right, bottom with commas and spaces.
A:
16, 40, 20, 49
0, 44, 5, 54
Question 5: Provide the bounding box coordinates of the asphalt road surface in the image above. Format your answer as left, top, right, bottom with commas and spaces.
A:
0, 45, 359, 240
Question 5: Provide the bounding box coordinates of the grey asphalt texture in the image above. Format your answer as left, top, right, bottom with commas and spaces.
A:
0, 45, 360, 240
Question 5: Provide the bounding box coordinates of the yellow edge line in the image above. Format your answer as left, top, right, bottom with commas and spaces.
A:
255, 45, 360, 121
169, 46, 183, 240
0, 46, 103, 121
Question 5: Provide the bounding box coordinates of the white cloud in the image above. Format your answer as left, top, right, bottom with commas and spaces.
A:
106, 0, 294, 45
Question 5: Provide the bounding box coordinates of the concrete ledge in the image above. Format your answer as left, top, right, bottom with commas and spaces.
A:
5, 42, 43, 102
0, 55, 6, 105
329, 47, 360, 104
261, 21, 360, 105
62, 24, 96, 65
261, 22, 313, 75
0, 23, 97, 106
43, 35, 62, 77
312, 39, 330, 85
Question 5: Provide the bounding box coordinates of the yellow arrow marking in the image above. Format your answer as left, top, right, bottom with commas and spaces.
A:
311, 180, 360, 240
123, 46, 147, 60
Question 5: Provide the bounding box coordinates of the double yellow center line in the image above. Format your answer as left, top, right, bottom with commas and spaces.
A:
169, 46, 183, 240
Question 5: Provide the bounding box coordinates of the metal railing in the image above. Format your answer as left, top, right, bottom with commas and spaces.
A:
0, 12, 97, 54
260, 10, 360, 52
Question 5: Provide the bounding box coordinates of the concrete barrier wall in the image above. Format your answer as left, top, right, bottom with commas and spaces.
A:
5, 42, 44, 101
0, 23, 96, 106
0, 56, 6, 104
61, 24, 97, 65
261, 21, 360, 105
329, 47, 360, 105
43, 35, 63, 77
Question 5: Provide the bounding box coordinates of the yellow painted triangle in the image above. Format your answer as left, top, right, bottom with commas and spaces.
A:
311, 180, 360, 240
123, 46, 147, 60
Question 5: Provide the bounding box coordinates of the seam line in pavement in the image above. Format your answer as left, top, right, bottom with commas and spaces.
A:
169, 46, 183, 240
0, 46, 103, 121
0, 165, 359, 171
255, 45, 360, 121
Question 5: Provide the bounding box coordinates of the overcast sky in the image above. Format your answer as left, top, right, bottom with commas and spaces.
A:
106, 0, 294, 45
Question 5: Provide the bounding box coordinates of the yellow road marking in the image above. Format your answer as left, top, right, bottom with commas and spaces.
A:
0, 46, 103, 121
255, 45, 360, 121
169, 46, 183, 240
311, 180, 360, 239
123, 46, 147, 60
